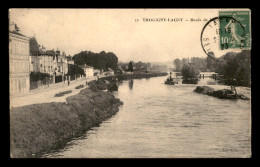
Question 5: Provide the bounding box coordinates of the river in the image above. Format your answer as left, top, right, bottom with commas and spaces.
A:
43, 76, 251, 158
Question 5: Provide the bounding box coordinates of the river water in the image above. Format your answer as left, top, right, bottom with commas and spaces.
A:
43, 76, 251, 158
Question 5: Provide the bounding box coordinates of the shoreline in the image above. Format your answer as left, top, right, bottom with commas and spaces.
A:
10, 72, 167, 158
194, 85, 251, 100
10, 83, 123, 158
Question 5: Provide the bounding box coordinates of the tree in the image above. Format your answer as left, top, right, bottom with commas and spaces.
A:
191, 57, 207, 71
67, 64, 85, 77
128, 61, 133, 72
30, 72, 50, 82
182, 58, 189, 65
173, 58, 183, 72
206, 52, 216, 71
222, 50, 251, 87
181, 64, 200, 79
72, 50, 118, 71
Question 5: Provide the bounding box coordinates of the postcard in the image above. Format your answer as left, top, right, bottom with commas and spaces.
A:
9, 8, 251, 158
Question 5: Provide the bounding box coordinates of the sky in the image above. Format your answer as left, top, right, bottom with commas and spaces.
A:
9, 9, 247, 63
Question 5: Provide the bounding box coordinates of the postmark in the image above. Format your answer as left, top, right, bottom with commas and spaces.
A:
201, 10, 251, 60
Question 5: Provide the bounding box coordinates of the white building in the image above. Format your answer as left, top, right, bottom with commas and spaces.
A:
79, 64, 94, 78
86, 66, 94, 78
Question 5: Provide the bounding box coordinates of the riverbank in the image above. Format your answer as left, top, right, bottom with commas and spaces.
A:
10, 83, 123, 158
194, 86, 250, 100
10, 72, 167, 158
101, 72, 168, 81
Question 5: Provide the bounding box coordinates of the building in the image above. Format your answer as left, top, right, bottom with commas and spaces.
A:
55, 50, 68, 77
30, 37, 57, 76
79, 64, 94, 78
45, 49, 58, 75
9, 22, 30, 95
29, 37, 69, 82
85, 66, 94, 78
66, 55, 74, 65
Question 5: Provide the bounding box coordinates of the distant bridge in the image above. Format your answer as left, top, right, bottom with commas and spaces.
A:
199, 72, 218, 79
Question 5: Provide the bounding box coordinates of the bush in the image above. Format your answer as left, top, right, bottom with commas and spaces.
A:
54, 90, 72, 97
181, 64, 200, 79
30, 72, 50, 82
75, 85, 84, 89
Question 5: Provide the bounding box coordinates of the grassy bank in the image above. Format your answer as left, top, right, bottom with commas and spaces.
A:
10, 84, 123, 158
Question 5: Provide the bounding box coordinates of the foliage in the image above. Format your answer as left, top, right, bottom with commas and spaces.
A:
72, 51, 118, 71
173, 58, 183, 72
54, 90, 72, 97
67, 64, 85, 76
221, 50, 251, 87
75, 85, 84, 89
133, 61, 151, 71
174, 57, 207, 72
182, 58, 189, 65
30, 72, 50, 82
172, 50, 250, 87
128, 61, 133, 72
190, 57, 207, 71
181, 64, 200, 79
29, 37, 41, 54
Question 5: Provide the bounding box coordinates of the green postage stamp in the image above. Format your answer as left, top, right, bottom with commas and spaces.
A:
219, 10, 251, 50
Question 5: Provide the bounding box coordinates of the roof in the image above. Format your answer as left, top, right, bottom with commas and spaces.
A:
9, 30, 27, 37
46, 50, 55, 56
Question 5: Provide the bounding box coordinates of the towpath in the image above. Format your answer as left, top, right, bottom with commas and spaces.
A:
10, 76, 103, 109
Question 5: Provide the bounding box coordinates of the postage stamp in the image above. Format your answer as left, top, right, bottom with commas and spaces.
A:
200, 9, 251, 59
219, 10, 251, 50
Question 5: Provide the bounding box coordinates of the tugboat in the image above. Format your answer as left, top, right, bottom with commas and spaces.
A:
165, 72, 175, 85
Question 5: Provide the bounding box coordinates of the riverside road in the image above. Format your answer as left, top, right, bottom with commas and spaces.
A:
10, 76, 103, 109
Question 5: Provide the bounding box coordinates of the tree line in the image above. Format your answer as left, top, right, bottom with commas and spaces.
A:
72, 51, 118, 71
173, 50, 251, 87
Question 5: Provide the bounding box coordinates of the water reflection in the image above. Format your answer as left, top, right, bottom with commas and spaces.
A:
182, 78, 199, 84
128, 79, 134, 89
